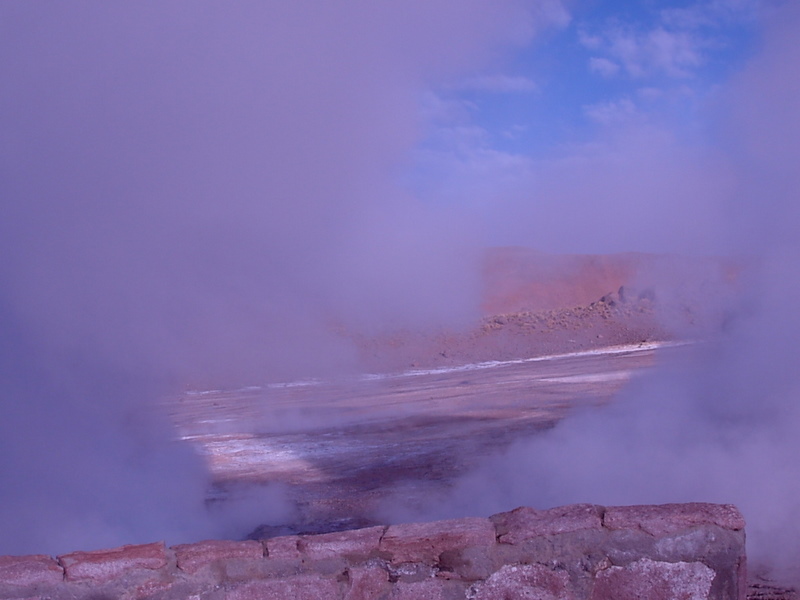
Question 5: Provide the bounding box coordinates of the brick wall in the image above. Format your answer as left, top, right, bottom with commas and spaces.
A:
0, 502, 746, 600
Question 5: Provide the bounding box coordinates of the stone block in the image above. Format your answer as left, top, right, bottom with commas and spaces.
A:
603, 504, 745, 538
344, 565, 391, 600
265, 535, 301, 559
225, 574, 342, 600
493, 504, 604, 544
653, 526, 745, 567
300, 526, 385, 561
471, 564, 572, 600
0, 502, 746, 600
590, 558, 715, 600
494, 532, 554, 566
0, 554, 63, 587
438, 545, 495, 581
58, 542, 168, 583
549, 529, 610, 566
174, 540, 264, 575
381, 517, 495, 564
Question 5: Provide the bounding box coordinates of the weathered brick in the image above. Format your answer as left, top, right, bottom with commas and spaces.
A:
381, 517, 495, 564
174, 539, 263, 574
591, 558, 715, 600
225, 574, 342, 600
265, 535, 302, 559
604, 504, 745, 537
438, 545, 495, 581
0, 554, 63, 587
472, 564, 572, 600
493, 504, 604, 544
344, 565, 391, 600
0, 502, 745, 599
58, 542, 167, 583
300, 526, 385, 560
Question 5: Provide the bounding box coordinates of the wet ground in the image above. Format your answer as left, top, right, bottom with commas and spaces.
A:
165, 341, 681, 532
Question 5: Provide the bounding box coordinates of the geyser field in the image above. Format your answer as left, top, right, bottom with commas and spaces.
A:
4, 1, 800, 598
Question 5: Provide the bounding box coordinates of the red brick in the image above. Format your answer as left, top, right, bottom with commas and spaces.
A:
344, 565, 390, 600
493, 504, 603, 544
381, 517, 495, 563
300, 526, 385, 560
225, 574, 342, 600
58, 542, 168, 583
173, 539, 263, 574
604, 503, 745, 537
0, 554, 63, 587
265, 535, 302, 559
590, 558, 715, 600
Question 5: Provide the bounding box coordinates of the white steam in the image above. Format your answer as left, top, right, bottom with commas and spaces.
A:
397, 1, 800, 581
0, 0, 543, 555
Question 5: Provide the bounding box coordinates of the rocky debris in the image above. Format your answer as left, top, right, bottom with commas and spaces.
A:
0, 502, 746, 600
354, 295, 671, 375
480, 248, 738, 317
351, 248, 741, 376
597, 285, 656, 308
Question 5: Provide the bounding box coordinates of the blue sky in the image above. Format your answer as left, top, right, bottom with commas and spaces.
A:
423, 0, 762, 157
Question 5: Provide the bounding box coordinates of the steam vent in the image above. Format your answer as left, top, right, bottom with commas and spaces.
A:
0, 502, 746, 599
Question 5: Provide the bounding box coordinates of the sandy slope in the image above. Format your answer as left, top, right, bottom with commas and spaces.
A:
352, 248, 738, 374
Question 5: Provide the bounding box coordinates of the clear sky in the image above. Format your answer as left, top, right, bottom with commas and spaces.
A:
422, 0, 761, 157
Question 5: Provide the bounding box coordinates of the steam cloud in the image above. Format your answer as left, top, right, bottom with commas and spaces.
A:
0, 0, 536, 555
396, 1, 800, 582
4, 0, 800, 580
